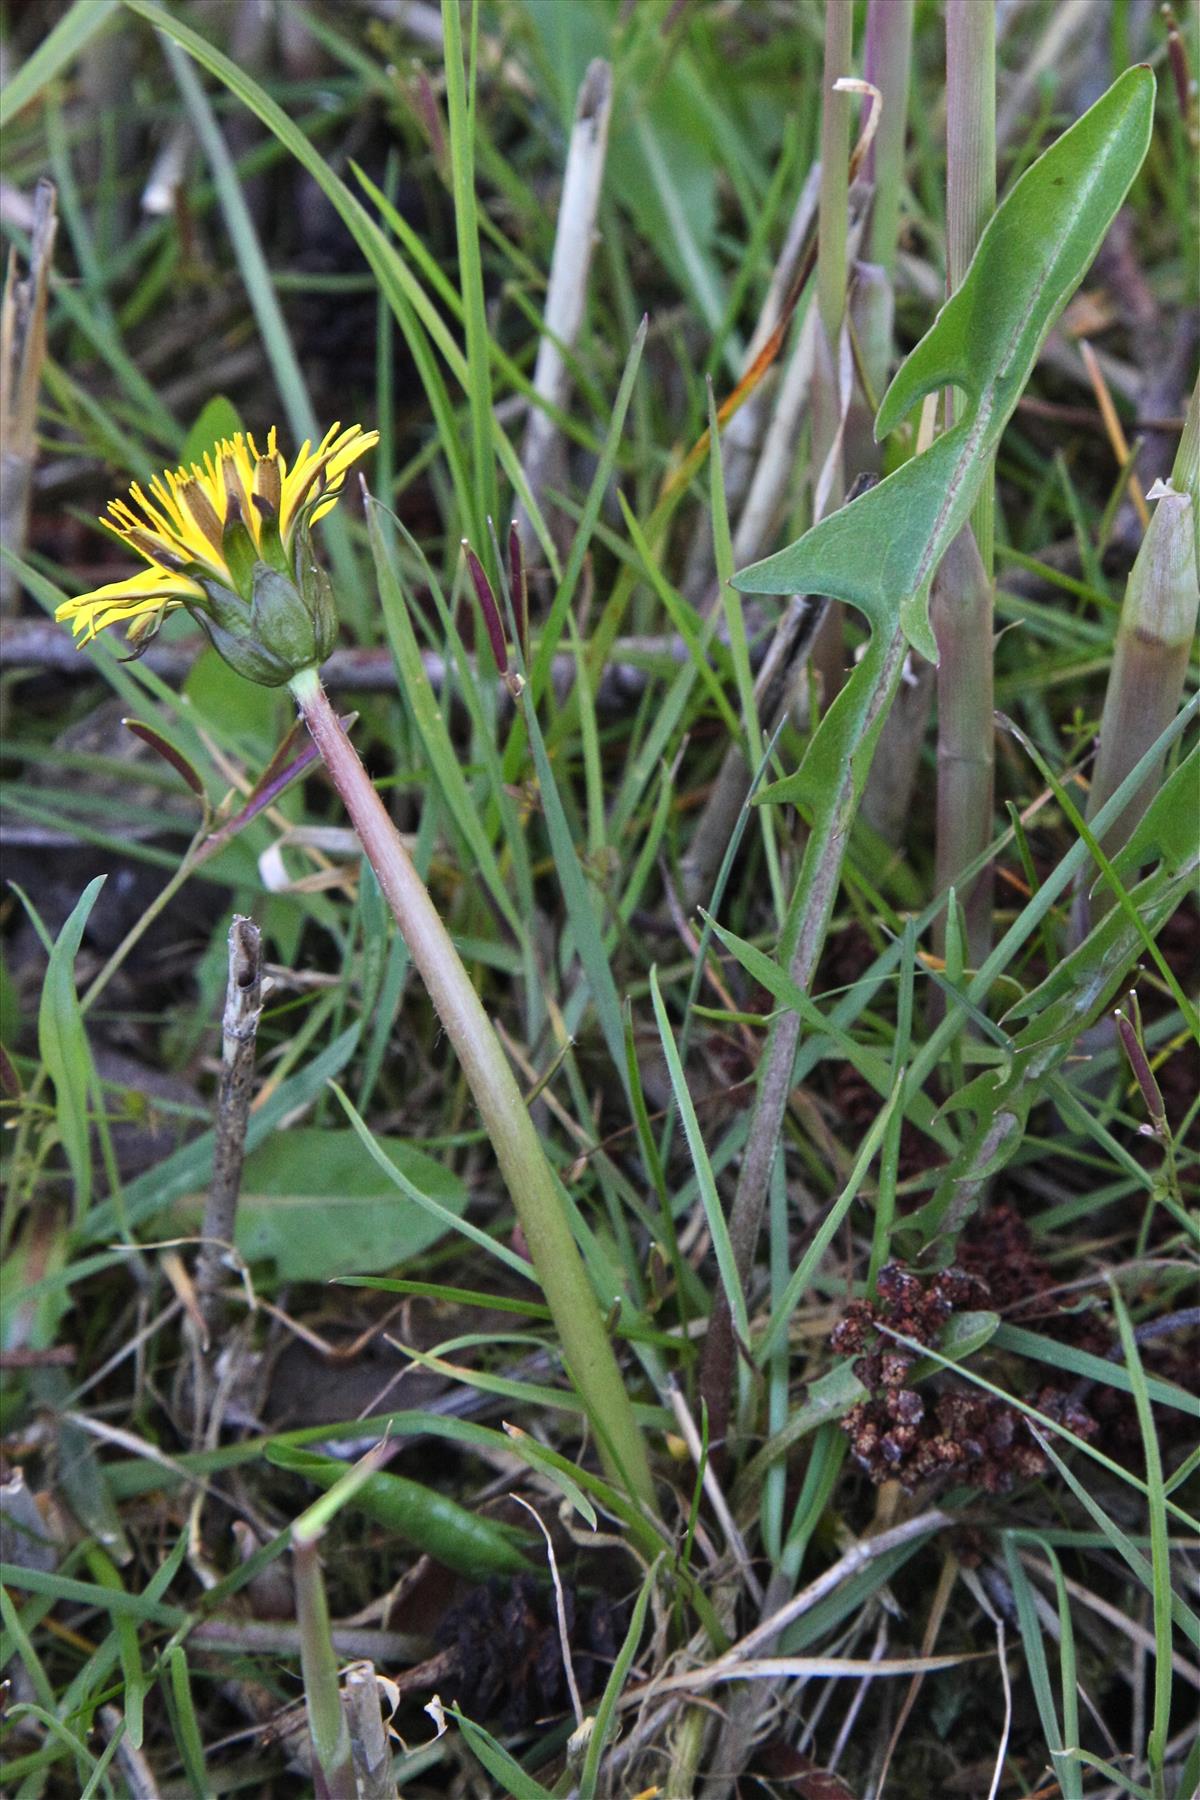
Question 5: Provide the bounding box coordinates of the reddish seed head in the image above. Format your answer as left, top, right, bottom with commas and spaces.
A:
462, 540, 509, 676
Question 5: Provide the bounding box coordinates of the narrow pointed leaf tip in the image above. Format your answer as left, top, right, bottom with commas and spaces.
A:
461, 540, 508, 676
734, 67, 1155, 660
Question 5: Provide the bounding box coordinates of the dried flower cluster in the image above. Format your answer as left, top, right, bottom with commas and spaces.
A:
438, 1576, 621, 1730
832, 1261, 1098, 1492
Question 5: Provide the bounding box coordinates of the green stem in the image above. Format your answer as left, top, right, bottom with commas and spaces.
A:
80, 826, 207, 1016
698, 628, 908, 1449
931, 526, 994, 971
810, 0, 855, 694
946, 0, 996, 574
288, 666, 655, 1508
817, 0, 853, 348
864, 0, 915, 277
293, 1534, 357, 1800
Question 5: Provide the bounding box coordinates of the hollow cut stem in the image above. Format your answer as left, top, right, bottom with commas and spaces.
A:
287, 665, 654, 1508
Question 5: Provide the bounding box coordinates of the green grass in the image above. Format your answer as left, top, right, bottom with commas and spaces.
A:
1, 0, 1197, 1795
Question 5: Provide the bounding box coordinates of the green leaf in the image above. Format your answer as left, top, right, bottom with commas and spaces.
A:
451, 1711, 557, 1799
179, 396, 245, 468
229, 1127, 467, 1281
578, 1557, 659, 1797
1004, 1536, 1082, 1800
267, 1444, 532, 1577
992, 1325, 1198, 1419
331, 1082, 538, 1284
649, 966, 746, 1338
38, 878, 105, 1216
735, 68, 1155, 659
80, 1025, 361, 1246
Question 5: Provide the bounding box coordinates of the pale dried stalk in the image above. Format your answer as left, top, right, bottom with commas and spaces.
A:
1071, 377, 1199, 941
195, 916, 263, 1347
516, 58, 612, 548
0, 179, 56, 615
864, 0, 915, 276
344, 1662, 400, 1800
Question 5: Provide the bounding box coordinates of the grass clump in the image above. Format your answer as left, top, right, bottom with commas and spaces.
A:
1, 2, 1196, 1795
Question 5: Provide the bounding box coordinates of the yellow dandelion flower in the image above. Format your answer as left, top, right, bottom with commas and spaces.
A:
56, 423, 378, 678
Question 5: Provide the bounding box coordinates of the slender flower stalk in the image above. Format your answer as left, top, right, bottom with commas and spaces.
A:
287, 666, 654, 1505
57, 427, 655, 1510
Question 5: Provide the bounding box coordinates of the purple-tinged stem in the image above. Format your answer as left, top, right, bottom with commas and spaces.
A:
287, 665, 654, 1508
932, 1, 997, 976
931, 525, 994, 970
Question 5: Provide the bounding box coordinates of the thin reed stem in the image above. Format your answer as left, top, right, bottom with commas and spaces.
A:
810, 0, 856, 695
933, 0, 997, 974
1072, 375, 1200, 939
946, 0, 996, 571
864, 0, 915, 277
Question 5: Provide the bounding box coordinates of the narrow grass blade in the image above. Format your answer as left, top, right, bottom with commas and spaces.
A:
442, 0, 498, 546
1003, 1535, 1081, 1800
756, 1081, 902, 1364
38, 877, 105, 1218
330, 1081, 537, 1283
451, 1711, 556, 1799
166, 1646, 209, 1797
83, 1549, 145, 1747
364, 498, 524, 939
649, 965, 747, 1341
578, 1557, 659, 1797
1111, 1281, 1174, 1780
992, 1324, 1197, 1419
0, 0, 120, 129
520, 689, 630, 1093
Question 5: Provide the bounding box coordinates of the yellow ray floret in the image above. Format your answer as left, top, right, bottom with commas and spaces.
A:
56, 422, 377, 644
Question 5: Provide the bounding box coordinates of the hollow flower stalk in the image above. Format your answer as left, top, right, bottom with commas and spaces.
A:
59, 426, 654, 1508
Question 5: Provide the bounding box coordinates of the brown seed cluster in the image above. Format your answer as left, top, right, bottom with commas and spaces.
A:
832, 1261, 1097, 1493
437, 1575, 620, 1729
